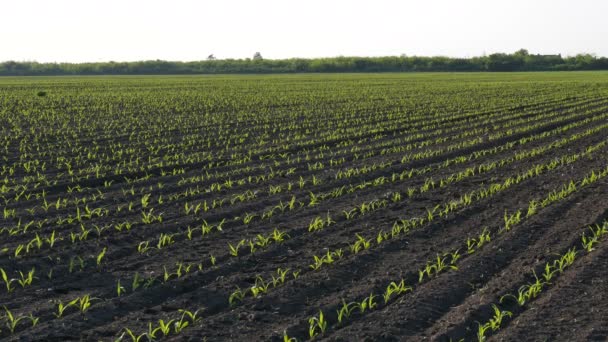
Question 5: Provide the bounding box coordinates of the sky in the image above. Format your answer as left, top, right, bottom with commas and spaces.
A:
2, 0, 607, 62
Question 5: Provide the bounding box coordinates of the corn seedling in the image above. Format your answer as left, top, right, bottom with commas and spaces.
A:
1, 268, 17, 293
358, 293, 378, 313
271, 268, 290, 287
137, 241, 152, 254
283, 331, 297, 342
383, 279, 412, 304
308, 310, 327, 339
350, 233, 372, 254
271, 228, 290, 243
336, 300, 359, 324
77, 294, 99, 313
228, 239, 246, 257
54, 297, 79, 318
96, 247, 107, 268
3, 306, 39, 334
120, 328, 148, 342
229, 287, 245, 306
17, 268, 36, 288
157, 233, 175, 249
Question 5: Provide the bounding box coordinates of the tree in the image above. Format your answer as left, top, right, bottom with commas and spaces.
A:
486, 53, 524, 71
207, 54, 216, 60
253, 52, 263, 60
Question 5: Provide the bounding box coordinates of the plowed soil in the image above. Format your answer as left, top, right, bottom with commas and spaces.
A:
1, 73, 607, 342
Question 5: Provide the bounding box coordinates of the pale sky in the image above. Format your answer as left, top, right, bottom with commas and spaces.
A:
2, 0, 607, 62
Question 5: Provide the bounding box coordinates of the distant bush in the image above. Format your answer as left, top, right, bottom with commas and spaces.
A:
1, 51, 608, 75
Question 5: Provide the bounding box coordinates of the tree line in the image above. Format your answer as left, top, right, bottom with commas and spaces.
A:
2, 50, 608, 75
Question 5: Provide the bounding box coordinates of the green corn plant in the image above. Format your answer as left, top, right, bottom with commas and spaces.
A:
247, 240, 256, 254
358, 293, 378, 313
0, 268, 17, 292
308, 191, 320, 206
45, 230, 58, 248
283, 331, 297, 342
229, 287, 245, 306
77, 294, 99, 313
163, 266, 173, 282
287, 195, 300, 210
477, 321, 491, 342
250, 276, 271, 297
541, 263, 558, 282
447, 249, 461, 264
308, 216, 325, 232
96, 247, 107, 268
479, 228, 491, 246
228, 240, 246, 257
298, 176, 306, 189
54, 297, 79, 318
200, 220, 212, 236
121, 328, 148, 342
93, 224, 108, 237
178, 308, 202, 324
526, 199, 539, 217
14, 244, 25, 258
591, 222, 608, 238
466, 238, 476, 254
156, 319, 175, 336
580, 223, 606, 252
186, 225, 195, 240
336, 300, 359, 324
308, 310, 327, 339
383, 280, 412, 304
28, 233, 43, 252
581, 231, 598, 252
325, 212, 335, 226
502, 210, 522, 232
137, 241, 151, 254
146, 321, 160, 340
376, 230, 389, 244
270, 228, 290, 243
157, 233, 175, 249
141, 208, 163, 224
500, 286, 527, 307
553, 247, 577, 272
350, 233, 372, 254
132, 273, 144, 292
114, 221, 132, 232
271, 268, 290, 287
242, 212, 257, 224
174, 317, 189, 334
17, 268, 36, 288
391, 192, 402, 203
255, 234, 271, 248
117, 279, 126, 297
309, 255, 325, 271
487, 304, 512, 331
184, 202, 202, 215
343, 208, 357, 220
3, 306, 38, 334
407, 187, 416, 197
140, 193, 151, 208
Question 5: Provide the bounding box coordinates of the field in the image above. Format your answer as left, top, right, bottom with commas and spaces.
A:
1, 72, 608, 341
